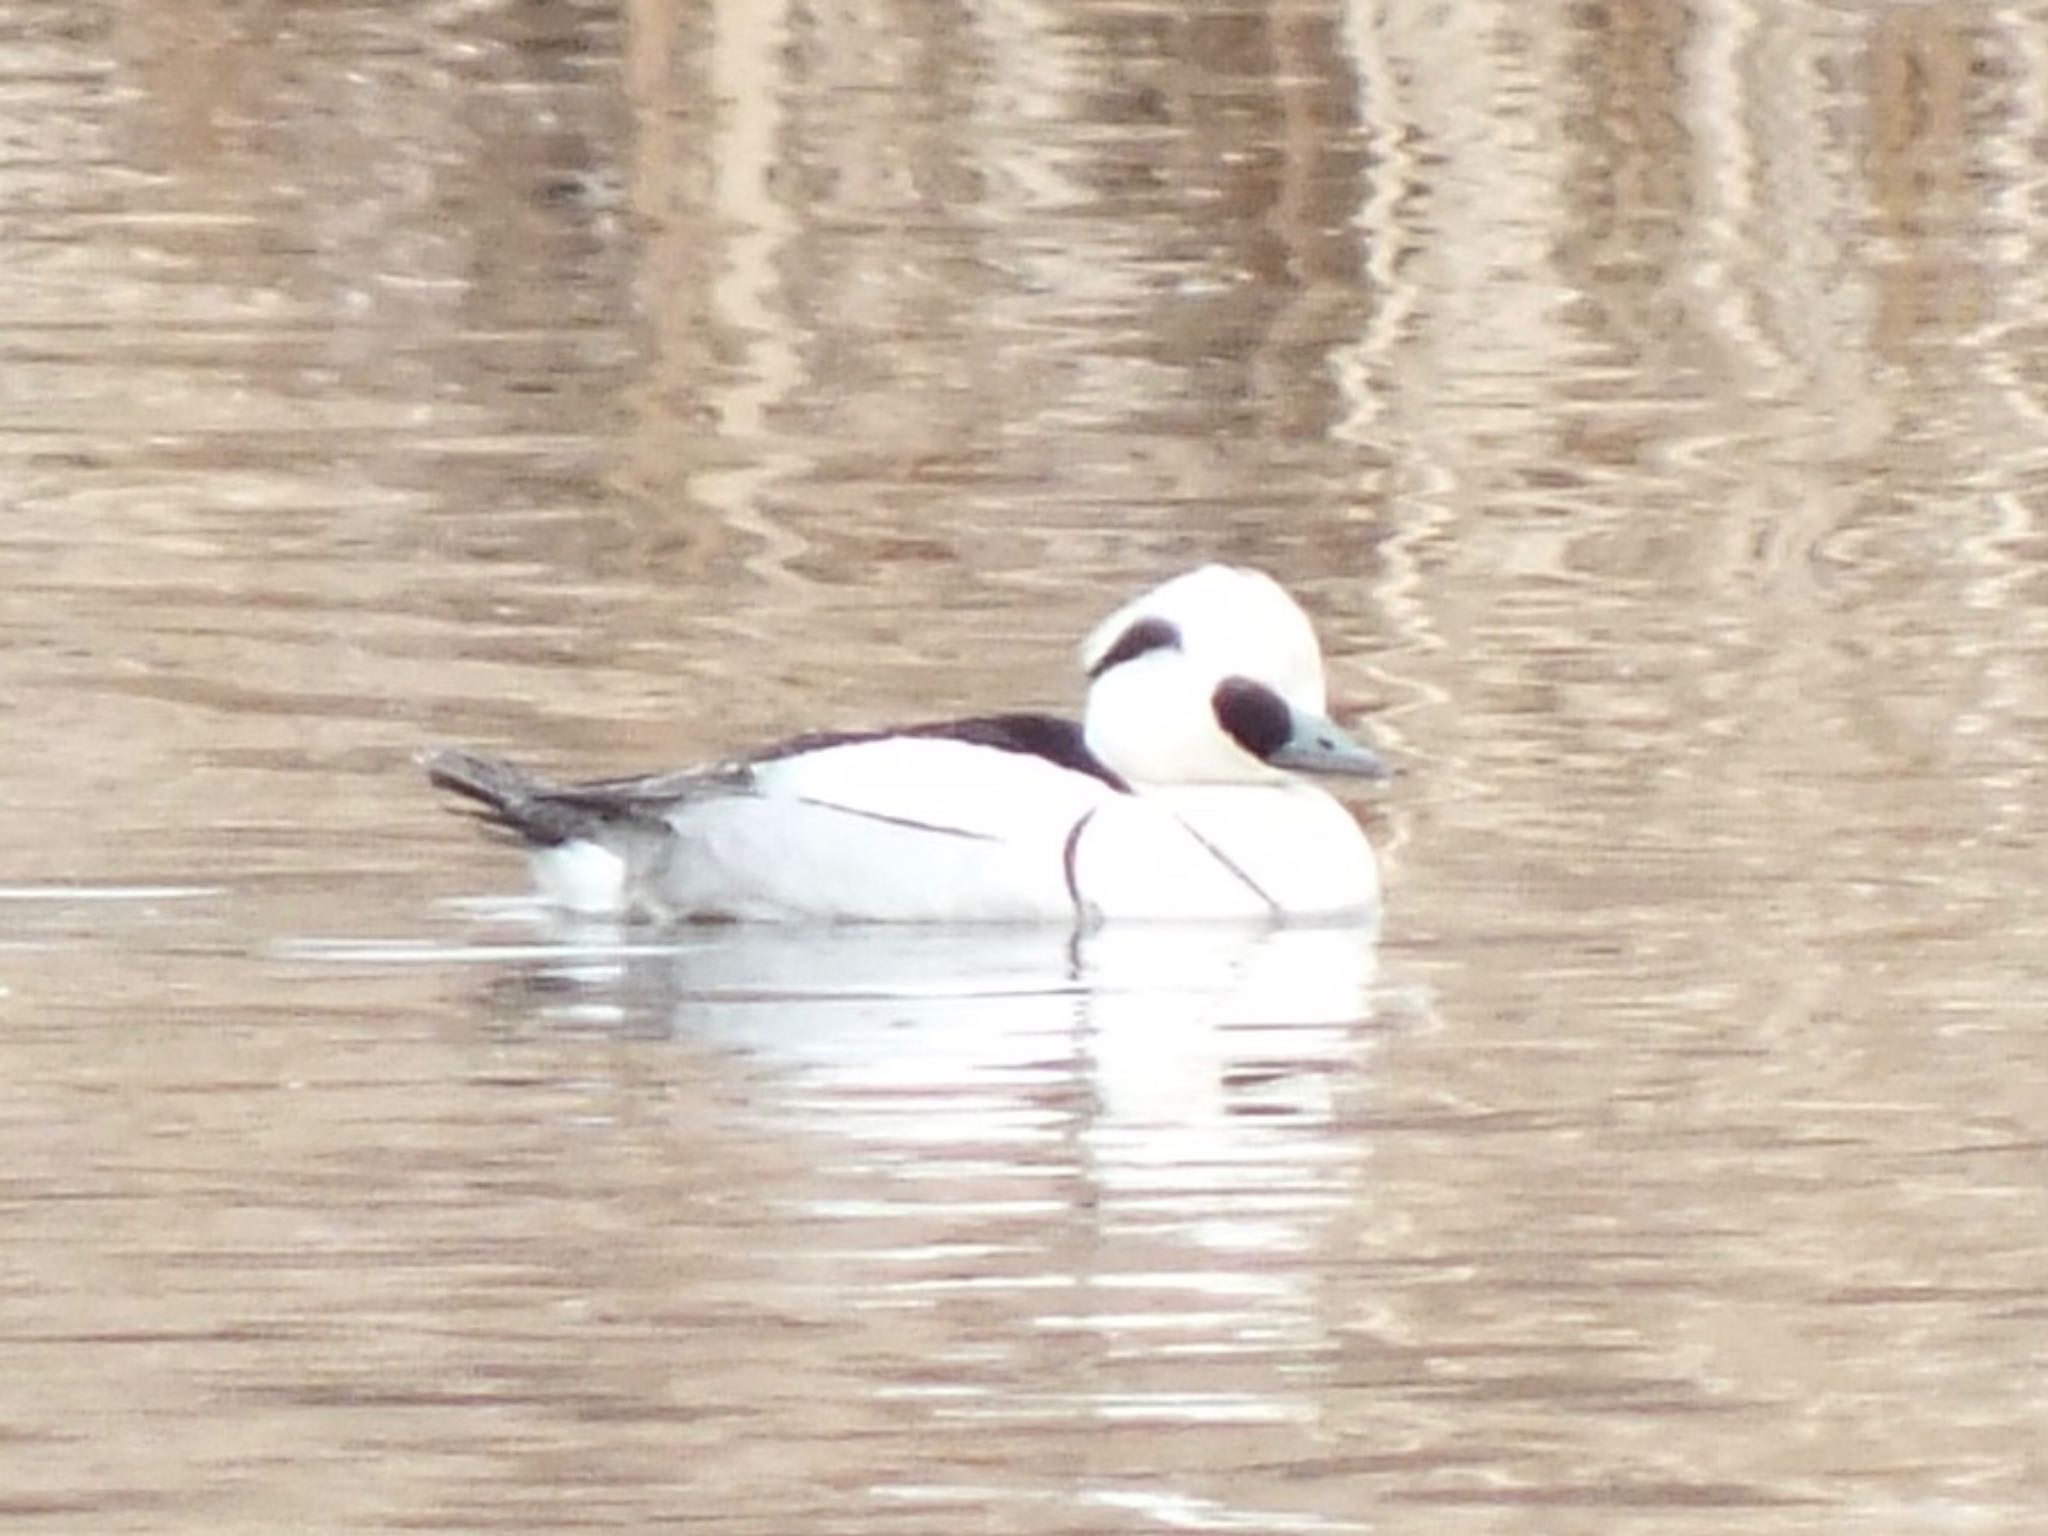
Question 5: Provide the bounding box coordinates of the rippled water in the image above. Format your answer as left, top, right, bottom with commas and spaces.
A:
3, 0, 2045, 1531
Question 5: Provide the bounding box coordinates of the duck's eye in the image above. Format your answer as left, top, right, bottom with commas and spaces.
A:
1212, 677, 1293, 761
1087, 616, 1182, 679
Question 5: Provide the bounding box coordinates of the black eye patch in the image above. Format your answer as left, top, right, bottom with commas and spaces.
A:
1087, 615, 1182, 679
1212, 677, 1294, 761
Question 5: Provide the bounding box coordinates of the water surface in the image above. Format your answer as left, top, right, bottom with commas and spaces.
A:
1, 0, 2044, 1531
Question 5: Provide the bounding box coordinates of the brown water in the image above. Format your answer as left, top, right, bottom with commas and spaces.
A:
2, 0, 2045, 1530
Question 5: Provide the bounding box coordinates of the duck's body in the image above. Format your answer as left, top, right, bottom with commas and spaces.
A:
427, 566, 1388, 925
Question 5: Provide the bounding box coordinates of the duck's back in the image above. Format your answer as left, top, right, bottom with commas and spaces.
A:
647, 732, 1118, 922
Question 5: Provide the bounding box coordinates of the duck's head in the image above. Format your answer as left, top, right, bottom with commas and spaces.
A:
1080, 565, 1391, 788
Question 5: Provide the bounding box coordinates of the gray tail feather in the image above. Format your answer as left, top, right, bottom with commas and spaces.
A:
421, 748, 590, 846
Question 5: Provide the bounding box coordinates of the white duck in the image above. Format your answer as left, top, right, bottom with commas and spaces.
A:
426, 565, 1388, 924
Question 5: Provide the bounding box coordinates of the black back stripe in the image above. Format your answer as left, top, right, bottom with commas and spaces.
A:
790, 796, 1004, 841
751, 712, 1130, 792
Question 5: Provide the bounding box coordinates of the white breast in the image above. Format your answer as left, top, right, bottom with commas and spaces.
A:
1069, 783, 1378, 923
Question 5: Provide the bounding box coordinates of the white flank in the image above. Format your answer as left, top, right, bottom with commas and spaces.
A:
531, 840, 629, 915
